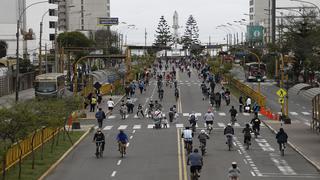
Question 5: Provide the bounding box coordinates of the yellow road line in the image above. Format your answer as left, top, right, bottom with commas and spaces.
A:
177, 128, 183, 180
181, 136, 188, 180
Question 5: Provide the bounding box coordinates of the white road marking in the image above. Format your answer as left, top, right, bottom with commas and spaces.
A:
108, 115, 116, 119
126, 143, 130, 147
304, 122, 311, 126
251, 171, 256, 176
176, 124, 184, 128
118, 125, 128, 130
243, 113, 250, 116
133, 125, 141, 129
302, 112, 311, 115
234, 123, 241, 127
130, 136, 133, 139
103, 126, 113, 130
217, 123, 226, 128
289, 112, 298, 116
132, 130, 136, 133
125, 115, 129, 118
271, 157, 297, 175
243, 159, 248, 164
111, 171, 117, 177
238, 149, 242, 154
195, 113, 202, 117
183, 113, 190, 117
134, 115, 138, 118
147, 124, 154, 129
218, 112, 226, 116
117, 160, 121, 165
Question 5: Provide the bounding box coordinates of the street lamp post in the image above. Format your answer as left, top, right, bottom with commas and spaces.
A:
216, 26, 229, 50
16, 1, 48, 102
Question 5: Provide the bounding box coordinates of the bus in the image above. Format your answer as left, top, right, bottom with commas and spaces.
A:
34, 73, 65, 98
244, 62, 267, 82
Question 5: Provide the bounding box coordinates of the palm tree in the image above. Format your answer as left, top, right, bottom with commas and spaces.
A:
0, 40, 8, 58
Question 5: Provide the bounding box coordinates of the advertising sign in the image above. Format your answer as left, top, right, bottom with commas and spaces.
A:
97, 17, 119, 26
247, 25, 264, 42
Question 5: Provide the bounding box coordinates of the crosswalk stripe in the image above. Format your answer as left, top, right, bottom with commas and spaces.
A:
195, 113, 202, 117
176, 124, 184, 128
290, 112, 298, 116
302, 112, 311, 115
218, 123, 226, 128
304, 122, 311, 126
118, 125, 127, 130
163, 124, 170, 128
133, 125, 141, 129
234, 123, 240, 127
219, 112, 226, 116
147, 124, 154, 129
125, 115, 129, 118
134, 115, 138, 118
243, 113, 250, 116
183, 113, 190, 117
108, 115, 116, 119
103, 126, 113, 130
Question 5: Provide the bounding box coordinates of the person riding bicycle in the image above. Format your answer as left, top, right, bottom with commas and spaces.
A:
174, 80, 178, 89
117, 130, 128, 154
276, 128, 288, 152
182, 127, 193, 149
198, 130, 210, 147
158, 88, 164, 100
228, 162, 240, 180
120, 104, 127, 119
187, 148, 203, 178
93, 129, 105, 156
203, 109, 214, 127
189, 112, 198, 131
174, 88, 179, 98
149, 100, 154, 111
154, 100, 162, 110
242, 123, 252, 145
224, 123, 235, 143
229, 106, 238, 124
250, 113, 261, 135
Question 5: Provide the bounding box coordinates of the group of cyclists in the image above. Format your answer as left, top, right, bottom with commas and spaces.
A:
92, 57, 289, 179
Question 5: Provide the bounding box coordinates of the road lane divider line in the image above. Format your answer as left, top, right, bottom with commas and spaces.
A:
117, 160, 122, 166
177, 129, 183, 180
180, 133, 188, 180
126, 143, 130, 147
111, 171, 117, 177
130, 136, 133, 139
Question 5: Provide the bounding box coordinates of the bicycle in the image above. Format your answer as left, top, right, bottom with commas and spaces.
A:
244, 136, 251, 150
207, 124, 213, 134
185, 141, 193, 155
120, 109, 126, 119
252, 126, 259, 138
95, 141, 104, 158
226, 135, 233, 151
190, 170, 199, 180
280, 142, 286, 156
199, 142, 206, 156
119, 142, 126, 158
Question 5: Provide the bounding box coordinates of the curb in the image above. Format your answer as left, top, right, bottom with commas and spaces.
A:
38, 126, 94, 180
262, 120, 320, 172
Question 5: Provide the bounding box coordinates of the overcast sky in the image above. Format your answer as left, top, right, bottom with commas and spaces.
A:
20, 0, 320, 56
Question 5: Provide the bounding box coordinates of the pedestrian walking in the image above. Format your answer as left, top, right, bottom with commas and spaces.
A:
136, 104, 144, 118
126, 97, 134, 113
95, 108, 106, 128
90, 96, 97, 112
139, 80, 144, 94
107, 98, 115, 114
239, 96, 244, 113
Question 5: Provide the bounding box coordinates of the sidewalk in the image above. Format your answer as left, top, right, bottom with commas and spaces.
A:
81, 95, 124, 120
263, 119, 320, 170
0, 88, 35, 108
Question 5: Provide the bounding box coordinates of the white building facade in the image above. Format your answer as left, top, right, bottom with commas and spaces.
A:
61, 0, 110, 32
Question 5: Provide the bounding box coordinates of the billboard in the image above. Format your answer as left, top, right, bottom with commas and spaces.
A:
0, 0, 19, 24
247, 26, 264, 42
97, 17, 119, 26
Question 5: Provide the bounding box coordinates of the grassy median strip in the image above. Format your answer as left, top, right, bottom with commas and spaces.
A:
4, 131, 84, 180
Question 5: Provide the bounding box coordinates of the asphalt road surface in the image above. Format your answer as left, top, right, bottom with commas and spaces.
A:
46, 64, 320, 180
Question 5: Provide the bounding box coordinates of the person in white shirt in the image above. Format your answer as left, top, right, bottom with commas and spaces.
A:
182, 127, 193, 148
107, 98, 115, 114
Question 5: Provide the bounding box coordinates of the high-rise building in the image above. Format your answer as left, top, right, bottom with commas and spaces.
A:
249, 0, 271, 43
60, 0, 110, 32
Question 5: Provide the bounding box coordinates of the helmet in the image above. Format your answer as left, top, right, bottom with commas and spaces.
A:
185, 127, 190, 129
232, 162, 237, 165
246, 123, 250, 127
201, 129, 206, 133
97, 128, 102, 132
194, 148, 199, 153
227, 123, 232, 126
119, 130, 124, 133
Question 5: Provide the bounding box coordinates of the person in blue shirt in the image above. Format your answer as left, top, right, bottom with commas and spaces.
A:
117, 130, 129, 153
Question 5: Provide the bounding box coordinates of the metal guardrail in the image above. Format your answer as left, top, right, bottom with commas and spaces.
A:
225, 75, 266, 107
2, 128, 61, 172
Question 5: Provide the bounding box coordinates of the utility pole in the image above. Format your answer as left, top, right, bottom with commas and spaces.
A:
39, 21, 43, 74
54, 22, 58, 72
45, 43, 48, 73
144, 28, 147, 55
271, 0, 276, 43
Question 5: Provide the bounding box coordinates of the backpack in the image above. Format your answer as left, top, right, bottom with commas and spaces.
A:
95, 111, 103, 120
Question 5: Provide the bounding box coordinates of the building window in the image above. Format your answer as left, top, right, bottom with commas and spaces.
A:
250, 0, 254, 6
250, 15, 253, 20
49, 21, 56, 28
249, 7, 254, 13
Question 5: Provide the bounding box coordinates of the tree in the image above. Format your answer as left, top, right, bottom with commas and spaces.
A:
154, 16, 172, 51
281, 10, 320, 82
95, 29, 121, 55
0, 40, 7, 58
182, 15, 201, 56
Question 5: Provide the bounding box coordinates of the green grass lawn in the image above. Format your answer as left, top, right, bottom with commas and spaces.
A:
3, 131, 85, 180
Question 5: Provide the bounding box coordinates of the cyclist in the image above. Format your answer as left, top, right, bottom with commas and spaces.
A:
250, 113, 261, 135
119, 104, 127, 119
224, 123, 235, 145
174, 79, 178, 89
136, 104, 144, 118
182, 127, 193, 149
158, 88, 164, 100
93, 129, 105, 156
117, 130, 129, 154
242, 123, 252, 145
154, 100, 162, 110
187, 149, 203, 178
229, 106, 238, 125
276, 128, 288, 152
174, 88, 179, 99
198, 129, 210, 148
189, 112, 198, 132
228, 162, 240, 180
203, 109, 214, 128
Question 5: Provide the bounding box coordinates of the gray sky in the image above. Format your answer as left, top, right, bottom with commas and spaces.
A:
20, 0, 320, 56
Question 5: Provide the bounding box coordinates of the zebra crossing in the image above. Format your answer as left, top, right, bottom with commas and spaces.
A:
96, 122, 266, 131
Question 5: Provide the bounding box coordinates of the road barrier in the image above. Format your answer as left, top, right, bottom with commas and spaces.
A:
1, 127, 61, 172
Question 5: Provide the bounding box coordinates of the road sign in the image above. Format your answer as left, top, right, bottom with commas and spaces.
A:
279, 97, 284, 104
97, 17, 119, 26
276, 88, 287, 97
